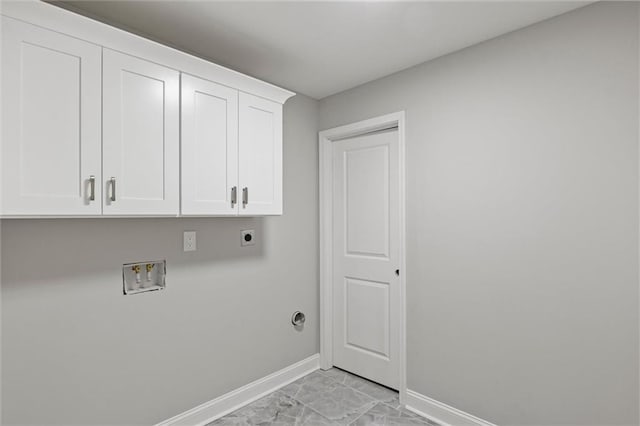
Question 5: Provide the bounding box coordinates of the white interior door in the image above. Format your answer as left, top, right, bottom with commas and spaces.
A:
181, 74, 239, 215
102, 49, 179, 215
238, 92, 283, 215
332, 128, 400, 389
1, 17, 102, 216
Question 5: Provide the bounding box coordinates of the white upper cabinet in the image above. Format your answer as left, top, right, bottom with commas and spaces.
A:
1, 17, 102, 216
0, 1, 294, 217
238, 93, 283, 216
102, 49, 180, 216
181, 74, 239, 216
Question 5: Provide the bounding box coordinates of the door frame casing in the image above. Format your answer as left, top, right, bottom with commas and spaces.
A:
318, 111, 407, 403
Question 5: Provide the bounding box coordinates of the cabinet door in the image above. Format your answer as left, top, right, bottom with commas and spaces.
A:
1, 17, 102, 216
181, 74, 238, 215
238, 92, 283, 216
102, 49, 179, 215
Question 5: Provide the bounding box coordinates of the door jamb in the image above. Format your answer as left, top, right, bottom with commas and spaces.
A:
318, 111, 407, 403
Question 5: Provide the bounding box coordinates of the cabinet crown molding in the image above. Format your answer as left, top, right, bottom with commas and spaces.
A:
1, 0, 295, 104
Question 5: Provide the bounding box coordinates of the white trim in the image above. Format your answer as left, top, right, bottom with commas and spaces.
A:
637, 1, 640, 418
0, 1, 294, 104
405, 389, 498, 426
156, 354, 320, 426
318, 124, 334, 371
319, 113, 404, 142
398, 112, 407, 404
318, 111, 407, 399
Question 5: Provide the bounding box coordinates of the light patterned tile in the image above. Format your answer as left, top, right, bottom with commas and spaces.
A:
352, 403, 433, 426
382, 398, 402, 411
294, 379, 376, 424
208, 391, 304, 426
320, 368, 399, 407
209, 369, 439, 426
319, 368, 351, 384
281, 370, 337, 399
298, 406, 342, 425
207, 415, 249, 426
342, 374, 398, 406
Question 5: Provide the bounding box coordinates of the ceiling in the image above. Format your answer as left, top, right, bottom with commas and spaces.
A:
55, 1, 591, 99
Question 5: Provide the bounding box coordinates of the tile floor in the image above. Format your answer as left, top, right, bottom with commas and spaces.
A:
208, 368, 438, 425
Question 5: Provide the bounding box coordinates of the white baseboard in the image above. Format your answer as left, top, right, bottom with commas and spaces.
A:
405, 389, 497, 426
156, 354, 320, 426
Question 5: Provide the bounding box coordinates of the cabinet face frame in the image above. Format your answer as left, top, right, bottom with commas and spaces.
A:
181, 73, 239, 216
1, 16, 102, 216
102, 48, 180, 216
238, 92, 284, 216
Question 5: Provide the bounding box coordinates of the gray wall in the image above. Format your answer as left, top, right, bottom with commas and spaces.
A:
0, 94, 319, 425
320, 3, 639, 425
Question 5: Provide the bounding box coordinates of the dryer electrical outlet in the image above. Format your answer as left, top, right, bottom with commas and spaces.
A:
241, 229, 255, 246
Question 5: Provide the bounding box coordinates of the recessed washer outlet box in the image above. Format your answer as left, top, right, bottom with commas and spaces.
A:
123, 260, 166, 295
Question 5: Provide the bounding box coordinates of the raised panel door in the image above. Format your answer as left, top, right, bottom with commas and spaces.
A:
332, 128, 401, 389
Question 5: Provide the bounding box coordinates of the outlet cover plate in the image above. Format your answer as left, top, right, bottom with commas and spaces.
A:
184, 231, 197, 252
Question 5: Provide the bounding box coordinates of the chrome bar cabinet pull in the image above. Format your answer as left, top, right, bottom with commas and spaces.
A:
89, 175, 95, 201
231, 186, 237, 207
242, 187, 248, 207
110, 177, 116, 202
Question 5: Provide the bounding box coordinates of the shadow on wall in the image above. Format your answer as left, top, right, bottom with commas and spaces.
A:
1, 217, 266, 288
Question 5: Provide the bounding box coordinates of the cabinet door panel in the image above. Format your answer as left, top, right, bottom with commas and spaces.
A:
181, 74, 238, 215
103, 49, 179, 215
238, 93, 283, 215
1, 17, 101, 215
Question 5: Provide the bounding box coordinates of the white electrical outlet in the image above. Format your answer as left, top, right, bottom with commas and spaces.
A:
183, 231, 197, 252
241, 229, 255, 246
